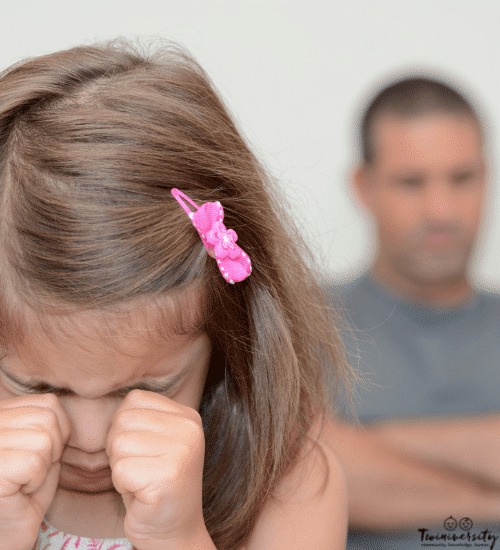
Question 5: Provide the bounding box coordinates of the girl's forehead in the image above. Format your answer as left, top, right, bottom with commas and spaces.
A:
4, 291, 207, 378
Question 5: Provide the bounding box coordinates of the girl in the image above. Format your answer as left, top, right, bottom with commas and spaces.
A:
0, 40, 349, 550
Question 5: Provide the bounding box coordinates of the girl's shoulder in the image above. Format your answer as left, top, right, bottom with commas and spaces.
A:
243, 416, 347, 550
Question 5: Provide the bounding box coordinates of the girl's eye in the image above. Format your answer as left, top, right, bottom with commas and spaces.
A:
0, 371, 59, 396
0, 368, 179, 398
1, 376, 29, 395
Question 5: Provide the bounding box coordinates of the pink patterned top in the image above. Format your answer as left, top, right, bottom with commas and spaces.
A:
31, 520, 136, 550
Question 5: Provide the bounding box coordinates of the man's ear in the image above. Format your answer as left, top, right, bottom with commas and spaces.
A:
352, 164, 374, 212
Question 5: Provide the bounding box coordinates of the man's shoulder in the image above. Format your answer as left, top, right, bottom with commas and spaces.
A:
323, 273, 500, 307
476, 282, 500, 304
321, 272, 390, 333
472, 283, 500, 322
322, 271, 385, 317
321, 271, 371, 302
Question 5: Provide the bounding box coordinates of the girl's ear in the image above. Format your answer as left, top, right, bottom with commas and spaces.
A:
351, 164, 375, 213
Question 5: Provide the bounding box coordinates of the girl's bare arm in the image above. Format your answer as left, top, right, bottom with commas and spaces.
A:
245, 418, 348, 550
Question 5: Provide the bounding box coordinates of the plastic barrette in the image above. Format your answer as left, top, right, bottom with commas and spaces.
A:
171, 188, 252, 284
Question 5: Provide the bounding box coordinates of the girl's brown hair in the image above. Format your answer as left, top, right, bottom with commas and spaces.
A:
0, 40, 350, 549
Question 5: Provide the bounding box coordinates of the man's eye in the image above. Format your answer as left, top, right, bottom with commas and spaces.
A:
398, 176, 423, 188
452, 171, 474, 185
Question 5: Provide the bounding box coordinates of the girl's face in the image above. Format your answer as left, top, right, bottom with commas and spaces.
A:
0, 304, 211, 494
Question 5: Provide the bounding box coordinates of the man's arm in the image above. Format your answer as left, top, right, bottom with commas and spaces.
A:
372, 413, 500, 488
327, 419, 500, 531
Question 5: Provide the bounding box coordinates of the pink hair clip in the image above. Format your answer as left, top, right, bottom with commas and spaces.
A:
171, 188, 252, 284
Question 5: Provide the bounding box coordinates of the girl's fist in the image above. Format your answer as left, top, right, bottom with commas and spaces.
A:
0, 394, 70, 550
106, 390, 209, 550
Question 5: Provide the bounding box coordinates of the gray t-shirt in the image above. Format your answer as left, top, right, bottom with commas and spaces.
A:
326, 273, 500, 549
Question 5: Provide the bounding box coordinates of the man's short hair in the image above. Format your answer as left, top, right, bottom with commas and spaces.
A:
360, 76, 481, 164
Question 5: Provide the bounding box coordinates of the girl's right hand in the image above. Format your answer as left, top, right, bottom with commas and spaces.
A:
0, 394, 70, 550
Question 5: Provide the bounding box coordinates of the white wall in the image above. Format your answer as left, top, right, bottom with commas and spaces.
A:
2, 1, 499, 286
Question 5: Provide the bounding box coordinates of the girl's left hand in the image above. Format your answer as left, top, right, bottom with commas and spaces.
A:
106, 389, 212, 550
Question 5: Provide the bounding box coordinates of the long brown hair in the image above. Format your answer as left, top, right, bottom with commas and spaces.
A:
0, 40, 350, 549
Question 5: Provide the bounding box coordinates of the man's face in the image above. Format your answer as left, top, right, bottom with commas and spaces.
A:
356, 113, 486, 286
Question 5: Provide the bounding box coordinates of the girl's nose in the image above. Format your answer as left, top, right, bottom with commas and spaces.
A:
61, 396, 119, 452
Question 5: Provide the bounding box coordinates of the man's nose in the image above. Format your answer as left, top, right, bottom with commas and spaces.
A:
423, 179, 456, 220
62, 396, 119, 453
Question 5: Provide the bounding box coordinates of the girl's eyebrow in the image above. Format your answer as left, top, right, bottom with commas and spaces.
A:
0, 364, 187, 397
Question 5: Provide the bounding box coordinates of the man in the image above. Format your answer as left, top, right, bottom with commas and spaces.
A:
327, 76, 500, 549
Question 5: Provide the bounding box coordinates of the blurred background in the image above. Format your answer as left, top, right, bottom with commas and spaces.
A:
2, 0, 499, 286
